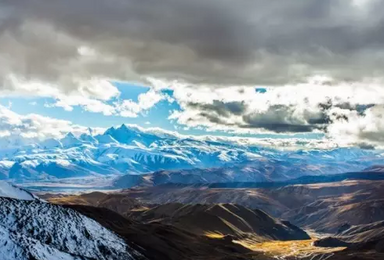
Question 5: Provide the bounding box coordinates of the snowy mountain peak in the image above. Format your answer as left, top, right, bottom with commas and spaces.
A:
105, 124, 142, 144
39, 138, 62, 149
121, 124, 141, 133
87, 127, 93, 135
120, 123, 129, 130
0, 181, 35, 200
95, 134, 118, 144
65, 132, 77, 139
0, 135, 29, 149
80, 133, 98, 144
1, 123, 384, 185
60, 132, 83, 148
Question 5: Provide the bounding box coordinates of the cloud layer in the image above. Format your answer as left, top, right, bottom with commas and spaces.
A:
2, 0, 384, 89
165, 78, 384, 147
1, 0, 384, 147
0, 104, 344, 150
0, 105, 99, 143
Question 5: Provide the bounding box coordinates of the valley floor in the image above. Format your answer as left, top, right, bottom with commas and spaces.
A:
37, 178, 384, 260
236, 238, 345, 259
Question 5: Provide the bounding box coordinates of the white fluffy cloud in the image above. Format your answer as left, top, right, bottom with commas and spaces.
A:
327, 105, 384, 147
161, 77, 384, 147
0, 104, 101, 142
116, 89, 166, 118
3, 74, 165, 117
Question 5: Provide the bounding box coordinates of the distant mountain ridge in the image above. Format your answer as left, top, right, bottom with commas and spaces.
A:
113, 165, 384, 189
0, 124, 383, 185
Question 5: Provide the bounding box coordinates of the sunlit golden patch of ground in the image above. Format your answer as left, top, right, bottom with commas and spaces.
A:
204, 231, 225, 239
129, 206, 151, 211
48, 196, 90, 205
234, 239, 346, 258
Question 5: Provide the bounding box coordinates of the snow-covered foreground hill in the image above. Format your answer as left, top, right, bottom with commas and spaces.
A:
0, 181, 36, 200
0, 124, 383, 187
0, 182, 143, 260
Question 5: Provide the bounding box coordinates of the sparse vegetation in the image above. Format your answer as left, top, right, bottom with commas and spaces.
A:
235, 239, 345, 258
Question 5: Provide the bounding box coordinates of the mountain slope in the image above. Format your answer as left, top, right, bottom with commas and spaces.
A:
113, 167, 384, 189
0, 181, 35, 200
65, 205, 268, 260
364, 165, 384, 172
128, 203, 310, 242
337, 221, 384, 244
277, 180, 384, 233
54, 179, 384, 220
47, 191, 145, 215
45, 191, 309, 242
0, 197, 144, 260
289, 199, 384, 233
312, 221, 384, 260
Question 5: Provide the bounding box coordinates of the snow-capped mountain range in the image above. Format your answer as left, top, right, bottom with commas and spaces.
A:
0, 181, 143, 260
0, 124, 383, 186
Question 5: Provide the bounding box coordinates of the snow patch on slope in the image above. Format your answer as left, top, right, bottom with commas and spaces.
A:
0, 225, 77, 260
0, 198, 142, 260
0, 161, 14, 168
0, 181, 35, 200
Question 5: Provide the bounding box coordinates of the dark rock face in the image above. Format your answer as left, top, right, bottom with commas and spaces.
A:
336, 223, 352, 234
313, 237, 351, 248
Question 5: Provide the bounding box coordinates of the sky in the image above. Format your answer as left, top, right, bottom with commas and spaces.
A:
1, 0, 384, 149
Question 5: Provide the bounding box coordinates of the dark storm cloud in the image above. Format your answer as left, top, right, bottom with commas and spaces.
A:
241, 105, 328, 133
335, 103, 376, 115
317, 100, 376, 123
357, 142, 376, 150
176, 96, 384, 135
2, 0, 384, 86
240, 123, 316, 133
189, 101, 247, 117
183, 101, 330, 133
